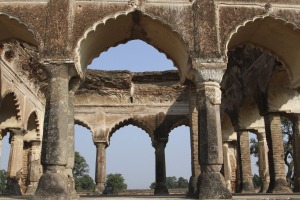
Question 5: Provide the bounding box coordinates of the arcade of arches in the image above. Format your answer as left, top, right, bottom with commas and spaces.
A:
0, 0, 299, 199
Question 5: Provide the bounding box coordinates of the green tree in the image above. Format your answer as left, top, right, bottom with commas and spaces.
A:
0, 170, 6, 194
103, 173, 127, 195
166, 176, 177, 189
149, 182, 156, 189
74, 151, 89, 177
149, 176, 189, 189
73, 151, 95, 191
177, 177, 188, 188
252, 174, 262, 188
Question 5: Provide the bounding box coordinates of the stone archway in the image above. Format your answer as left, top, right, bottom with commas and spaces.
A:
226, 16, 300, 88
75, 10, 190, 81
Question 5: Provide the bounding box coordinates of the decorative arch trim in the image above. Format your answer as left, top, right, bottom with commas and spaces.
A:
225, 15, 300, 87
75, 10, 190, 81
1, 90, 22, 121
0, 12, 38, 47
74, 118, 93, 134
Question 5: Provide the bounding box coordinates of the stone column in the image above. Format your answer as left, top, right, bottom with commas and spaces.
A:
257, 131, 270, 193
292, 114, 300, 192
66, 78, 81, 199
154, 138, 168, 195
187, 82, 200, 198
6, 128, 24, 195
95, 141, 106, 193
195, 79, 231, 199
35, 63, 70, 199
26, 140, 42, 194
264, 113, 291, 193
223, 142, 232, 191
239, 131, 255, 193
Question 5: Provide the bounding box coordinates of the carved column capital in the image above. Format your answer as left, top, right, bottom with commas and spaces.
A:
196, 82, 221, 107
187, 62, 226, 84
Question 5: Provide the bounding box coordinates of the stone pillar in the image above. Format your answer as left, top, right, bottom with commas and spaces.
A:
195, 79, 231, 199
26, 140, 42, 194
292, 114, 300, 192
257, 131, 270, 193
35, 63, 70, 199
65, 78, 81, 199
6, 128, 24, 195
154, 138, 168, 195
264, 113, 292, 193
95, 141, 106, 193
187, 82, 200, 198
223, 142, 232, 191
239, 131, 255, 193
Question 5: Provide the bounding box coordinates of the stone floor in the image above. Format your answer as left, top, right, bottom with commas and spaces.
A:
0, 194, 300, 200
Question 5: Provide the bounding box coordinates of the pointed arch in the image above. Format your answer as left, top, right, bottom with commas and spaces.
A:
108, 117, 153, 144
0, 12, 38, 47
75, 10, 190, 81
0, 91, 21, 127
226, 15, 300, 87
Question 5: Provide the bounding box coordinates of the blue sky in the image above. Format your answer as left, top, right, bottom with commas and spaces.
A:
0, 39, 260, 189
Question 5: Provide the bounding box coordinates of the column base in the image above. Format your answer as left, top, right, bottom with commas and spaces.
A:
186, 176, 198, 198
271, 178, 292, 193
154, 183, 169, 195
94, 182, 105, 194
68, 176, 79, 199
5, 178, 22, 195
260, 179, 269, 193
241, 181, 255, 193
26, 182, 38, 195
198, 172, 232, 199
34, 172, 70, 200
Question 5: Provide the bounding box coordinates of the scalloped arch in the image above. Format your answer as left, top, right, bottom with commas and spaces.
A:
75, 10, 190, 81
108, 117, 153, 144
226, 15, 300, 88
0, 12, 38, 47
75, 118, 93, 134
25, 111, 40, 139
168, 118, 189, 135
26, 111, 39, 132
0, 91, 22, 126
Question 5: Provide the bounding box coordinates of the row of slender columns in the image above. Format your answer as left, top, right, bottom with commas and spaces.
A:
1, 128, 42, 195
234, 113, 292, 194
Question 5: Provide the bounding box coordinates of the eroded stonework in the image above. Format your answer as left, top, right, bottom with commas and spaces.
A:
0, 0, 299, 199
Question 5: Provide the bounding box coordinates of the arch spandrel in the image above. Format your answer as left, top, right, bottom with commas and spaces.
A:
0, 12, 38, 47
225, 15, 300, 88
75, 10, 190, 81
